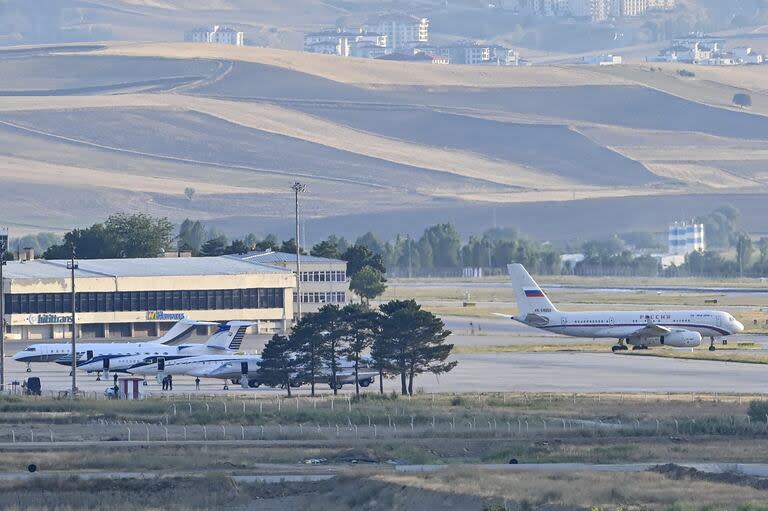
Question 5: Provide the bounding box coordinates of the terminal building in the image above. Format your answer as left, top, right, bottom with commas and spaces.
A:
1, 256, 295, 341
229, 250, 349, 315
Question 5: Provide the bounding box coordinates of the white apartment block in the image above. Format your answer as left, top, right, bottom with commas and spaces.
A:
612, 0, 648, 17
185, 25, 244, 46
362, 14, 429, 50
568, 0, 610, 21
647, 0, 675, 9
304, 29, 387, 57
668, 222, 705, 256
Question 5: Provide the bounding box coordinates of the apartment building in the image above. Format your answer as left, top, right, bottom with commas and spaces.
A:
184, 25, 244, 46
362, 14, 429, 50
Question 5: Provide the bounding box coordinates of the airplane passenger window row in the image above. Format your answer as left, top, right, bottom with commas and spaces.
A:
3, 288, 284, 315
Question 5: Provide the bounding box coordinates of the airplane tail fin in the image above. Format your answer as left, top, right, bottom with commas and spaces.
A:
205, 321, 255, 351
158, 319, 218, 346
507, 263, 558, 316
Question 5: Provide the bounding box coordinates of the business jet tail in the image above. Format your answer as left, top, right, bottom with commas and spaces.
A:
205, 321, 255, 351
507, 263, 558, 315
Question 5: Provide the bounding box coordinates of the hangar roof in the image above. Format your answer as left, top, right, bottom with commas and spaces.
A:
1, 256, 291, 280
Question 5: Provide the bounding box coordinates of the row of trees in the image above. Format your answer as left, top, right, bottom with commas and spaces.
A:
258, 301, 455, 397
309, 225, 561, 276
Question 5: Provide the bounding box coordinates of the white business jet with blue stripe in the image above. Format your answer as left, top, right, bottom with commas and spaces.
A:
502, 264, 743, 352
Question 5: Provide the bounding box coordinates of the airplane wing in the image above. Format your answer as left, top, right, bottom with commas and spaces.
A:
629, 321, 672, 338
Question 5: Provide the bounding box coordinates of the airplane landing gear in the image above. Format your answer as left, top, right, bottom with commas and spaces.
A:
96, 371, 101, 381
223, 384, 229, 390
611, 339, 629, 352
709, 336, 717, 352
632, 345, 648, 351
25, 363, 31, 373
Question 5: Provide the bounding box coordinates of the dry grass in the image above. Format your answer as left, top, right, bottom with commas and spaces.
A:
95, 43, 633, 88
375, 468, 768, 509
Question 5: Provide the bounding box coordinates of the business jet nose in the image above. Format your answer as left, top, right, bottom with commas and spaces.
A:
736, 320, 745, 333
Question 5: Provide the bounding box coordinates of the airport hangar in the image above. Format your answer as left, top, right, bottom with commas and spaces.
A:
0, 256, 299, 341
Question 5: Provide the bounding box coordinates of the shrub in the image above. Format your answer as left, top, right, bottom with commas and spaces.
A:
747, 400, 768, 422
677, 69, 695, 77
733, 93, 753, 108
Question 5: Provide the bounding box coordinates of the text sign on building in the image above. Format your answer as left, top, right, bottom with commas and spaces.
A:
29, 314, 73, 325
146, 311, 187, 321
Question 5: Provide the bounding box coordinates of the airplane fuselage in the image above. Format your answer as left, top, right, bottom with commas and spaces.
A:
535, 310, 736, 338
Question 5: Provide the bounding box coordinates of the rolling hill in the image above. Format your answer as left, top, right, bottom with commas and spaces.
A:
1, 42, 767, 243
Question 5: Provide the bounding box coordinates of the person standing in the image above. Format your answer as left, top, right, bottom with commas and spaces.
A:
195, 377, 200, 391
168, 374, 173, 391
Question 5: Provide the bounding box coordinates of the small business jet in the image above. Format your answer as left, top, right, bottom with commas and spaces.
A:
14, 320, 253, 378
500, 264, 744, 352
13, 319, 214, 372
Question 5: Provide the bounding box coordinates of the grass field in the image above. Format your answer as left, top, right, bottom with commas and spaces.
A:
4, 392, 768, 509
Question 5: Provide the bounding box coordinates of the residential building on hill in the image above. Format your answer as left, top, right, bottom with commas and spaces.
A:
185, 25, 244, 46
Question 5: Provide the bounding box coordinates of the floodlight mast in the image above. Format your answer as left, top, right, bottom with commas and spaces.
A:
291, 182, 307, 321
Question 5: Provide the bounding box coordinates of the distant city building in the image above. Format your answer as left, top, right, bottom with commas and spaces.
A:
612, 0, 648, 17
304, 28, 389, 57
434, 42, 523, 66
649, 37, 761, 65
230, 250, 349, 316
569, 0, 610, 21
582, 54, 622, 65
668, 221, 705, 256
185, 25, 244, 46
362, 14, 429, 50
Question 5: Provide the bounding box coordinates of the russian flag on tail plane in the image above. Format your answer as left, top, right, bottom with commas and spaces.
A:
524, 289, 545, 298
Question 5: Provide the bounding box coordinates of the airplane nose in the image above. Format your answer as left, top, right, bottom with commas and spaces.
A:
737, 321, 745, 333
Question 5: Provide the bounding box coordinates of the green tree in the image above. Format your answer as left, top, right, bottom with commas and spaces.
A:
341, 245, 386, 278
736, 232, 754, 277
350, 265, 386, 304
43, 223, 118, 260
315, 304, 345, 395
291, 312, 329, 397
200, 235, 227, 257
355, 231, 385, 256
254, 234, 279, 251
379, 300, 455, 395
224, 239, 249, 255
311, 239, 340, 259
105, 213, 174, 258
733, 93, 752, 108
178, 219, 206, 255
420, 223, 461, 268
257, 334, 300, 397
279, 238, 306, 255
338, 304, 378, 397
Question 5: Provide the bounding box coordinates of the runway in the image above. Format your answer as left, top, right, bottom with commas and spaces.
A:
5, 350, 767, 396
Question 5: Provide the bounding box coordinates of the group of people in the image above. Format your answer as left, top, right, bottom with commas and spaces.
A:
161, 375, 202, 391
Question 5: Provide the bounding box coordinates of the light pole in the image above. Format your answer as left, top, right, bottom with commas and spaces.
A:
291, 181, 306, 321
0, 228, 7, 393
67, 246, 79, 398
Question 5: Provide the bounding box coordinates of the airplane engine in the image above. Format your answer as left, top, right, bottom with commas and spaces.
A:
657, 330, 702, 347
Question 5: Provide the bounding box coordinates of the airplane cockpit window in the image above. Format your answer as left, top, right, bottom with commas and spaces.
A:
24, 347, 36, 352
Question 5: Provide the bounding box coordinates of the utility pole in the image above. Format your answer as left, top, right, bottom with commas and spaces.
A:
67, 245, 79, 398
0, 228, 7, 393
291, 182, 306, 321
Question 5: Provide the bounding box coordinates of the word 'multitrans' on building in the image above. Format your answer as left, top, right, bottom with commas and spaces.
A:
1, 256, 294, 341
668, 221, 705, 256
229, 251, 349, 315
185, 25, 244, 46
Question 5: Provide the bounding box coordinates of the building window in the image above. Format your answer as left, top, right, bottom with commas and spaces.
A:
3, 287, 286, 315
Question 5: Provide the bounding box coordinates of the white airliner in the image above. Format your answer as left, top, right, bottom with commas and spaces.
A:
13, 320, 253, 377
502, 264, 744, 352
